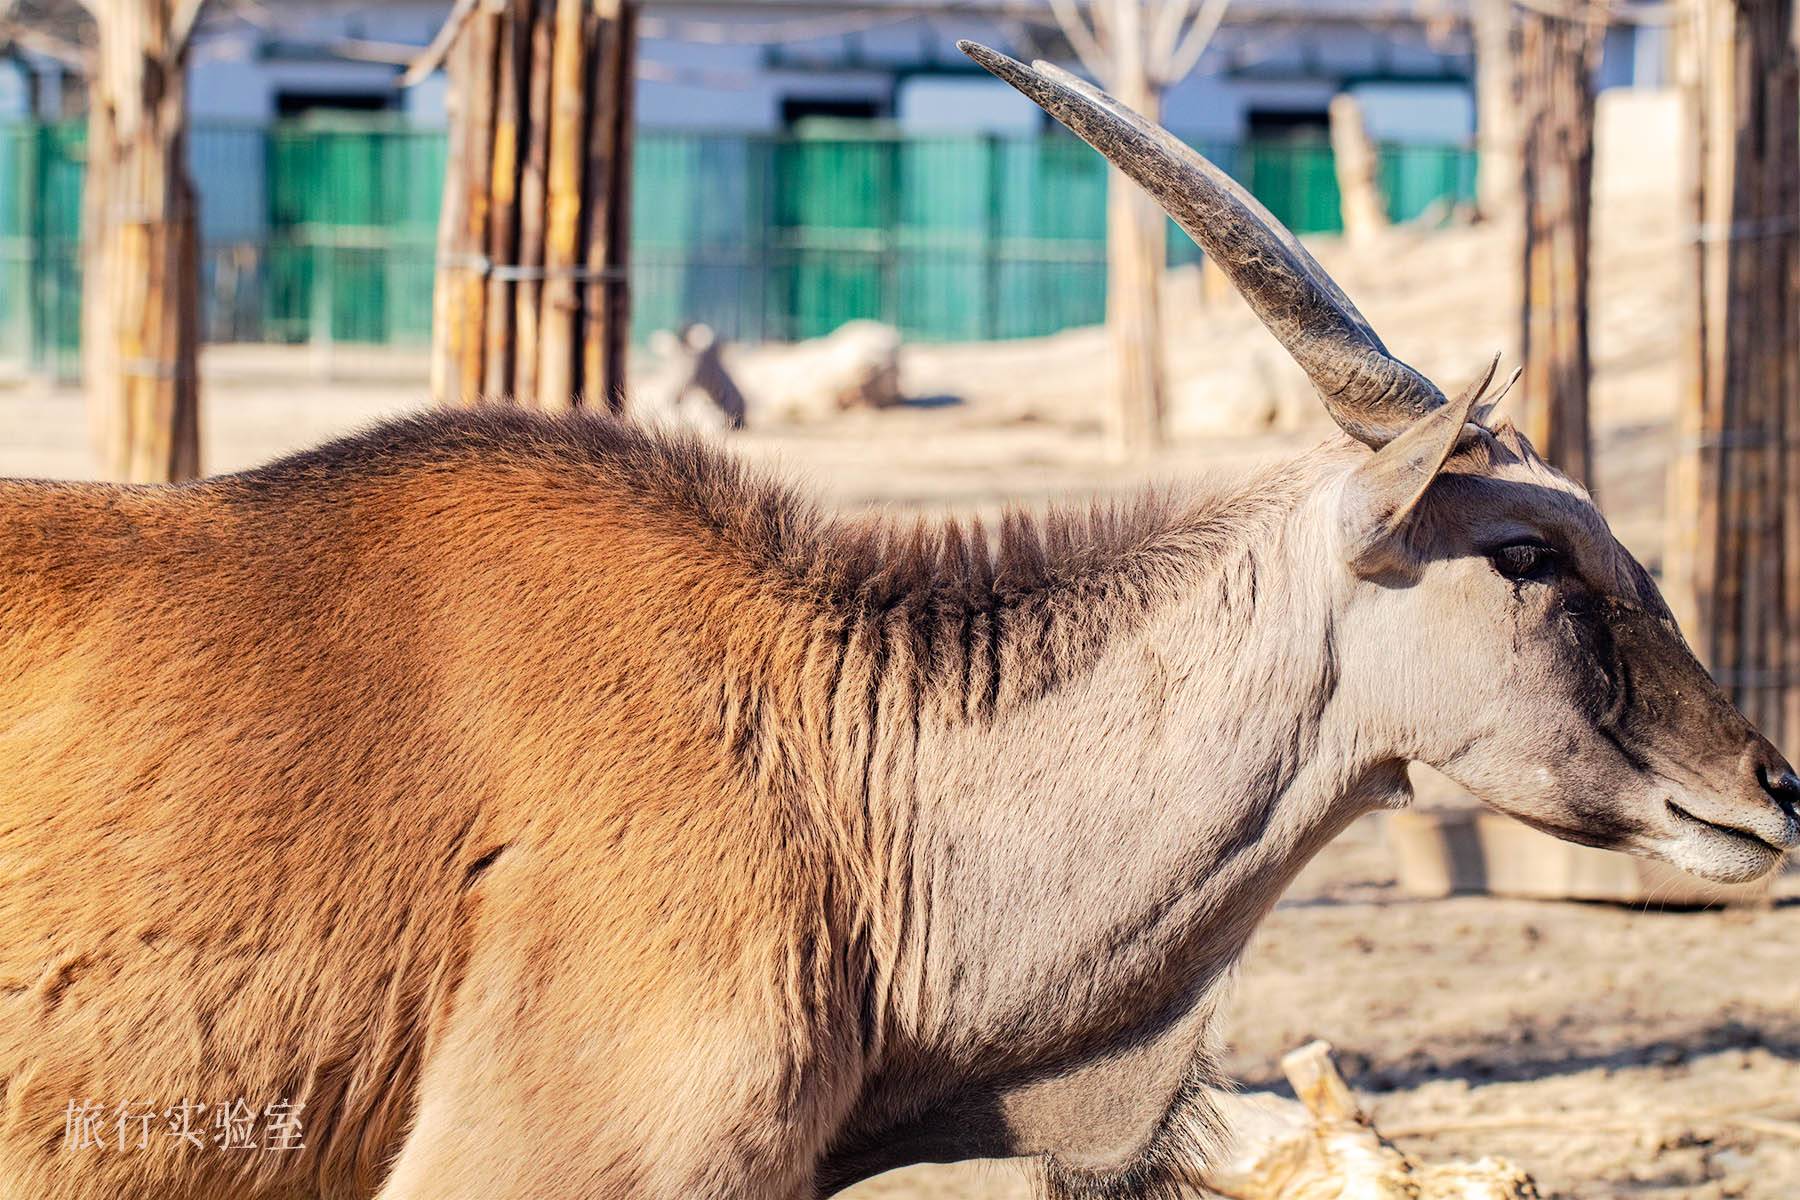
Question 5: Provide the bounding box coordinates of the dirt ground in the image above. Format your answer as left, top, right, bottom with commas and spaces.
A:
4, 177, 1796, 1198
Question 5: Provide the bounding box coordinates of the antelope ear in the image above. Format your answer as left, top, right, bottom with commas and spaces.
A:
1337, 360, 1491, 576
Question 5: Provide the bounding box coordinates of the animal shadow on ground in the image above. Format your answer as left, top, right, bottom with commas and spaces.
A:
1238, 1018, 1800, 1095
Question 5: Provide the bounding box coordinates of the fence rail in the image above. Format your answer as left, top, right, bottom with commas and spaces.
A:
0, 119, 1475, 379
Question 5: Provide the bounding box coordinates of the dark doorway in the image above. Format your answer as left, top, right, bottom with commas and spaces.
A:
1246, 108, 1330, 141
275, 91, 396, 120
780, 96, 881, 127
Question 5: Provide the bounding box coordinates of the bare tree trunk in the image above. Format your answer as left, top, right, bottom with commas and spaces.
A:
1328, 92, 1388, 247
1666, 0, 1800, 749
82, 0, 203, 483
1102, 1, 1165, 458
1473, 0, 1520, 220
1050, 0, 1229, 459
1515, 2, 1598, 486
1106, 161, 1166, 457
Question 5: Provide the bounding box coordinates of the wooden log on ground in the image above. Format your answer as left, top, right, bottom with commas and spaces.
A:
1203, 1042, 1541, 1200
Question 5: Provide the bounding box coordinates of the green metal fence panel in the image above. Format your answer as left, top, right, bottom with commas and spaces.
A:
991, 134, 1108, 339
0, 118, 1476, 373
37, 125, 83, 379
773, 134, 897, 339
632, 133, 771, 345
0, 121, 82, 379
1243, 139, 1343, 236
191, 125, 267, 343
266, 122, 445, 347
895, 136, 988, 341
1380, 142, 1478, 222
0, 123, 35, 372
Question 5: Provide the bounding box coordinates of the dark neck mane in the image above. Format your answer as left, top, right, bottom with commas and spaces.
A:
234, 407, 1324, 720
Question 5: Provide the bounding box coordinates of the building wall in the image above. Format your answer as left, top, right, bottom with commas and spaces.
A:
0, 59, 30, 118
0, 3, 1655, 131
162, 2, 1497, 141
631, 10, 1481, 142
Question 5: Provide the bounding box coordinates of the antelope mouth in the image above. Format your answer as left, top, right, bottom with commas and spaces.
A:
1665, 799, 1787, 856
1663, 799, 1790, 882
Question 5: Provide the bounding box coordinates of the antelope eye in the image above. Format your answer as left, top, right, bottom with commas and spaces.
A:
1491, 540, 1557, 580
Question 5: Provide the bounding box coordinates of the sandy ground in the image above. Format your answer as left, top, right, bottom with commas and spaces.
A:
4, 188, 1796, 1199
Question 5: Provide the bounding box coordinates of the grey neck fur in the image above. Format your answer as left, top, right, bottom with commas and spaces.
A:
819, 443, 1413, 1195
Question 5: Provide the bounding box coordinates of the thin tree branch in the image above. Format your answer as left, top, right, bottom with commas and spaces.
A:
1089, 0, 1117, 50
402, 0, 479, 86
0, 16, 93, 71
169, 0, 211, 61
1147, 0, 1197, 79
326, 36, 426, 66
333, 32, 745, 88
1160, 0, 1229, 82
1047, 0, 1110, 79
639, 11, 913, 44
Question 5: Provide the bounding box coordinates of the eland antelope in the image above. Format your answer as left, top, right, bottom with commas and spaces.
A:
1, 41, 1795, 1200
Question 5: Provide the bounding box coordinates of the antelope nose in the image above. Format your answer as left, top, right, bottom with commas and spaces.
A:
1756, 763, 1800, 849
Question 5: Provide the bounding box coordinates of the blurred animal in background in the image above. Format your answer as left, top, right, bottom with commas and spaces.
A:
649, 323, 750, 431
648, 318, 904, 431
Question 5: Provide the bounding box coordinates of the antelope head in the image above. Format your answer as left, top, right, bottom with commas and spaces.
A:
963, 42, 1799, 883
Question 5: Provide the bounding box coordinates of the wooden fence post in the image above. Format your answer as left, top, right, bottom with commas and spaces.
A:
482, 0, 527, 399
427, 0, 636, 412
1515, 0, 1601, 486
1665, 0, 1800, 749
582, 0, 635, 413
82, 0, 204, 483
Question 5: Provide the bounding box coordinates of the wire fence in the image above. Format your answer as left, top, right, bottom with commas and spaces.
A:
0, 118, 1475, 380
